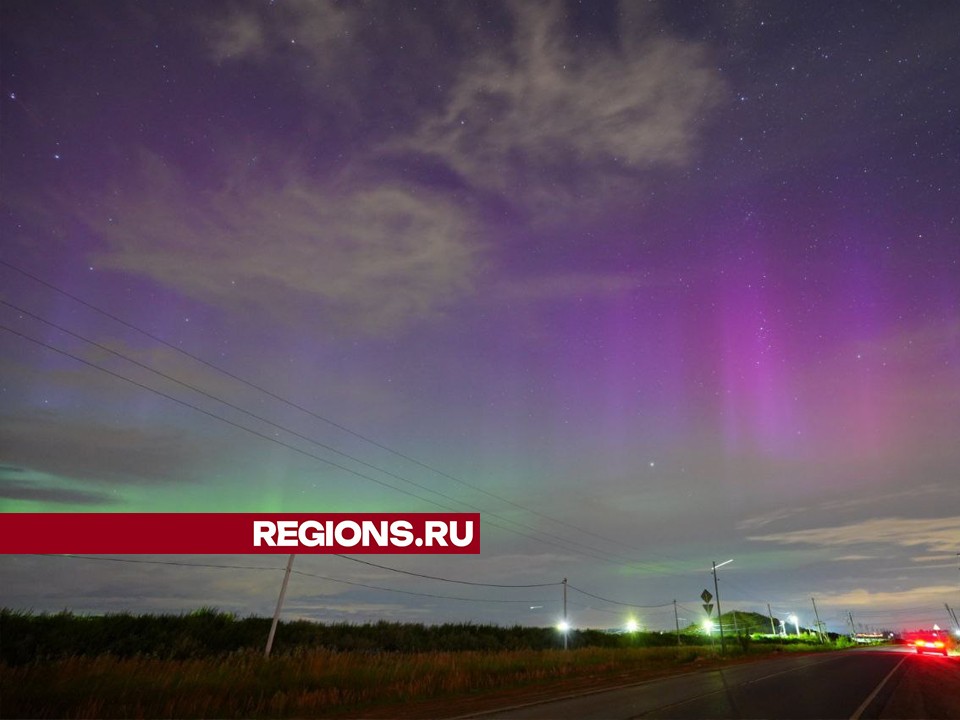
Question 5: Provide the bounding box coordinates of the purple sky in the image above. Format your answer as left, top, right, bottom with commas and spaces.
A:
2, 1, 959, 635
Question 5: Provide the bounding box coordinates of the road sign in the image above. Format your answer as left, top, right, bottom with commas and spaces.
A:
701, 589, 713, 603
703, 603, 714, 616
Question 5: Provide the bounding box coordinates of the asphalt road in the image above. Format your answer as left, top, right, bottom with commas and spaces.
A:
471, 647, 958, 719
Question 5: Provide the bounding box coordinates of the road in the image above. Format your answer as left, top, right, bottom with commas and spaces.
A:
469, 647, 959, 719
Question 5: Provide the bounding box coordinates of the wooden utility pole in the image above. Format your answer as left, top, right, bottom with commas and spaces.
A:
265, 554, 295, 658
811, 597, 825, 643
674, 599, 681, 646
562, 577, 568, 650
712, 561, 725, 653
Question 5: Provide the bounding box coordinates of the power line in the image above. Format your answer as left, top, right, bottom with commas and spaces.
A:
833, 605, 944, 616
1, 318, 618, 564
334, 555, 560, 588
34, 554, 281, 571
566, 583, 674, 609
289, 569, 548, 604
567, 600, 676, 619
676, 603, 700, 620
0, 259, 698, 576
0, 299, 478, 510
29, 554, 546, 605
0, 323, 450, 509
566, 601, 628, 617
0, 304, 690, 573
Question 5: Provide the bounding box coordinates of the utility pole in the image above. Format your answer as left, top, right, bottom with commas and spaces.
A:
562, 577, 568, 650
811, 597, 825, 643
946, 603, 960, 632
265, 554, 295, 658
712, 561, 725, 653
674, 599, 681, 646
848, 611, 856, 639
767, 603, 776, 636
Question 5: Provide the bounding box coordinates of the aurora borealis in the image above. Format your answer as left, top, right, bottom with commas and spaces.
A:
1, 1, 958, 633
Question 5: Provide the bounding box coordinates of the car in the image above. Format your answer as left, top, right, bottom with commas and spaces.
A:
914, 632, 948, 656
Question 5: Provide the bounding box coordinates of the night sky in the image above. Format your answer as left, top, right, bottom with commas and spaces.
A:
2, 1, 958, 635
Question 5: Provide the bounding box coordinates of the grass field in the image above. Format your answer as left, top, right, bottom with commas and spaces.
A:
2, 644, 805, 719
0, 609, 842, 718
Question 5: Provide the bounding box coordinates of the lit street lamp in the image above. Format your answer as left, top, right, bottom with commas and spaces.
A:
789, 614, 800, 636
557, 620, 570, 649
711, 559, 733, 653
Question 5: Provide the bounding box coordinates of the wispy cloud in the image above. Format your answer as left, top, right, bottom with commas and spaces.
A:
833, 554, 877, 562
0, 472, 120, 506
737, 507, 809, 531
737, 484, 955, 531
0, 411, 215, 486
95, 1, 726, 337
399, 1, 724, 210
748, 516, 960, 554
817, 485, 950, 512
207, 0, 353, 64
88, 156, 482, 335
812, 585, 960, 610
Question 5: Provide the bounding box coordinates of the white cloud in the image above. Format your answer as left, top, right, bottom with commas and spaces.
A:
207, 0, 353, 64
201, 1, 726, 250
399, 1, 724, 208
736, 507, 809, 531
209, 9, 267, 60
748, 516, 960, 554
812, 585, 960, 610
833, 554, 877, 561
0, 411, 216, 486
89, 156, 482, 335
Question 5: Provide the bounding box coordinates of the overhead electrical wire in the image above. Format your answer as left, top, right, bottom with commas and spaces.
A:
333, 555, 560, 588
0, 301, 686, 573
566, 600, 677, 619
30, 554, 547, 605
7, 308, 877, 621
289, 568, 548, 604
35, 554, 281, 571
676, 603, 700, 620
0, 276, 930, 615
566, 583, 674, 609
0, 259, 699, 576
0, 323, 450, 509
0, 300, 477, 509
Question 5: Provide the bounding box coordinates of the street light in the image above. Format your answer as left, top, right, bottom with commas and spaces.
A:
789, 614, 800, 636
625, 618, 639, 633
712, 559, 733, 653
557, 619, 570, 649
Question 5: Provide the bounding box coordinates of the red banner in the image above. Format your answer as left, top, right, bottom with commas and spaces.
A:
0, 513, 481, 554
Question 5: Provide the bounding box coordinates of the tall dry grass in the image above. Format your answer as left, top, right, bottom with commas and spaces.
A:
1, 646, 714, 718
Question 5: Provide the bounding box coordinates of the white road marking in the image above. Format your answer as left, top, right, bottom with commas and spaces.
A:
849, 656, 906, 720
